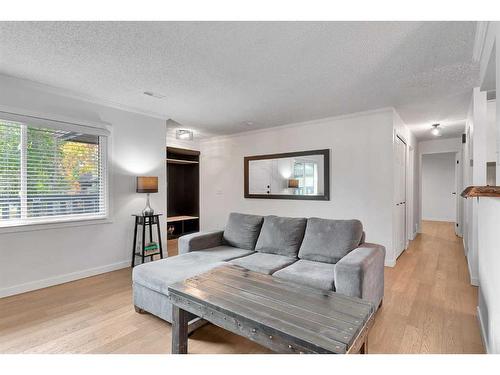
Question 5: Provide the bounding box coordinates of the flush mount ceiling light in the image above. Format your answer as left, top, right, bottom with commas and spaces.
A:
431, 123, 441, 136
176, 129, 194, 141
143, 91, 166, 99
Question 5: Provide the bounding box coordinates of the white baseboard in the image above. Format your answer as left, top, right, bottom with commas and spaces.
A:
0, 260, 130, 298
467, 258, 479, 286
477, 305, 491, 354
384, 258, 396, 267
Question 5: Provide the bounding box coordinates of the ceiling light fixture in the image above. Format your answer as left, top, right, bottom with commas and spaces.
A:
176, 129, 194, 141
431, 123, 441, 136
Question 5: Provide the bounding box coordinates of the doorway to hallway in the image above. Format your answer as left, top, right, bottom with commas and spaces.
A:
421, 152, 457, 223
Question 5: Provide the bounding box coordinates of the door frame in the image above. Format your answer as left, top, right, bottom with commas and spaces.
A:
455, 151, 463, 237
407, 145, 415, 243
418, 150, 461, 230
394, 134, 408, 260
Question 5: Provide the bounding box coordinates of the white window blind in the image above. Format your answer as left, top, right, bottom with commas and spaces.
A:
0, 114, 108, 226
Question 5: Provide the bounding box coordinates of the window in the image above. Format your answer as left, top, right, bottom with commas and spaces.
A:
293, 160, 318, 195
0, 113, 108, 227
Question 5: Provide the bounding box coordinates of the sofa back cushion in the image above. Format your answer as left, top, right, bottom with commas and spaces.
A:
223, 212, 264, 250
255, 215, 307, 257
298, 218, 363, 263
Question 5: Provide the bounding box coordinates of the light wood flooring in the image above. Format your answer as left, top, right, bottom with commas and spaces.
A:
0, 221, 484, 353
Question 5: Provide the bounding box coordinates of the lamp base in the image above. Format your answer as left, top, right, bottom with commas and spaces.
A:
142, 193, 154, 216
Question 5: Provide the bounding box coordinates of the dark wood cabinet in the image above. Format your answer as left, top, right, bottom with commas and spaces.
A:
167, 147, 200, 240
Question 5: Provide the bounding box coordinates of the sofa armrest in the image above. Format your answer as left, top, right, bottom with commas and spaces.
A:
334, 242, 385, 307
177, 230, 224, 254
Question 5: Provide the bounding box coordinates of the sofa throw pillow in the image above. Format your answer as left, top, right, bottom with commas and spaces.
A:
298, 218, 363, 263
255, 215, 307, 257
223, 212, 264, 250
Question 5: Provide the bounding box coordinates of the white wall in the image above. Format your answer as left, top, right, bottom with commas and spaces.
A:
421, 153, 456, 221
199, 108, 410, 267
463, 88, 488, 287
0, 74, 167, 297
166, 134, 200, 151
476, 21, 500, 354
486, 99, 497, 163
478, 197, 500, 353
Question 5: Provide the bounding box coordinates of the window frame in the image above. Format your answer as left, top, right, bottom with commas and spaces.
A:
0, 108, 112, 232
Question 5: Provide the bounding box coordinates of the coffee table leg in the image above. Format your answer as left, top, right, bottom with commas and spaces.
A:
172, 306, 189, 354
359, 336, 368, 354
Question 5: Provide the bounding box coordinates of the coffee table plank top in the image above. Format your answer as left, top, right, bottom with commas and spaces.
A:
168, 264, 374, 354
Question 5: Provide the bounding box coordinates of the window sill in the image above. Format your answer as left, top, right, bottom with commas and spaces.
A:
0, 216, 113, 234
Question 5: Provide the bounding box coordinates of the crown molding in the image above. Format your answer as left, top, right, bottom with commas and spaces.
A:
472, 21, 489, 63
199, 107, 394, 143
0, 73, 168, 121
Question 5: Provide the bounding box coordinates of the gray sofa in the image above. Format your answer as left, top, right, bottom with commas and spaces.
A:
132, 213, 385, 323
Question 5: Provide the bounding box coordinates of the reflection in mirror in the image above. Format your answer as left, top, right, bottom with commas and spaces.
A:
244, 149, 329, 200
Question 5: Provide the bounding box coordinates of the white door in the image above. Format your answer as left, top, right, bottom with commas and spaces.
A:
395, 136, 407, 259
248, 159, 272, 195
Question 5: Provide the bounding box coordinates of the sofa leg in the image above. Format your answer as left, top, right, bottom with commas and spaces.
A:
134, 305, 146, 314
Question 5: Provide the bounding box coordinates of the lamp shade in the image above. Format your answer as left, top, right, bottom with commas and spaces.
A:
288, 179, 299, 188
136, 176, 158, 193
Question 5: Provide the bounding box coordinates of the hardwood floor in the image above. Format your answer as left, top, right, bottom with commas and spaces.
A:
369, 221, 483, 353
0, 221, 484, 354
167, 239, 178, 257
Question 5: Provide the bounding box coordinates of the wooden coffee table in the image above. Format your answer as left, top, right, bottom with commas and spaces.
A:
168, 264, 375, 354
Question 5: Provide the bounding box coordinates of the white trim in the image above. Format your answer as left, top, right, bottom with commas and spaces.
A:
384, 258, 396, 267
0, 105, 111, 136
473, 21, 489, 63
0, 114, 111, 229
0, 217, 113, 234
468, 258, 479, 286
199, 107, 394, 143
0, 260, 129, 298
477, 305, 491, 354
470, 277, 479, 286
0, 73, 166, 121
420, 217, 456, 222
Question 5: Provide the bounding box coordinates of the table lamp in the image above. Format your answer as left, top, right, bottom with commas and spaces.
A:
136, 176, 158, 216
288, 179, 299, 188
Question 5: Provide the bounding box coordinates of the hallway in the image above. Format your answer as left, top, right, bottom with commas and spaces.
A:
369, 220, 484, 353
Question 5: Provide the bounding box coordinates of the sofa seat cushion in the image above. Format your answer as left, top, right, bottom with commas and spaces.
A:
196, 246, 255, 261
230, 252, 297, 275
298, 218, 364, 263
132, 252, 226, 295
272, 259, 336, 291
223, 212, 264, 250
255, 215, 307, 257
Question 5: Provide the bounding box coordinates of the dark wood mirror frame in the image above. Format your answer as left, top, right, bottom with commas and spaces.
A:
244, 149, 330, 200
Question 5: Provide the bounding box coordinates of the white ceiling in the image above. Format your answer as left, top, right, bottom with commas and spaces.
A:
0, 21, 479, 140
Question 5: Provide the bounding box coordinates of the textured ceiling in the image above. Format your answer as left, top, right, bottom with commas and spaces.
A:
0, 21, 479, 140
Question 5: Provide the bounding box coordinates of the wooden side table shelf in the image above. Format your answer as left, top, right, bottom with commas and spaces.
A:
131, 214, 164, 267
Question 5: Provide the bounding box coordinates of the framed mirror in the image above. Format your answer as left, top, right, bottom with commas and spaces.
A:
244, 149, 330, 200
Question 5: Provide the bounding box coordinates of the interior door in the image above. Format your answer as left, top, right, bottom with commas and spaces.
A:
395, 136, 407, 259
248, 159, 272, 195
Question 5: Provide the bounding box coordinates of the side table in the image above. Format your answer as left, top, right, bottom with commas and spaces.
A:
131, 214, 164, 267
